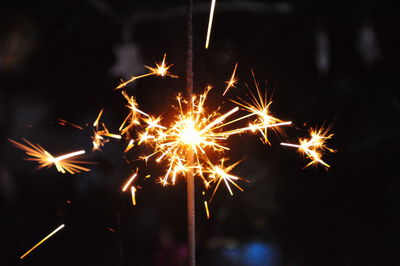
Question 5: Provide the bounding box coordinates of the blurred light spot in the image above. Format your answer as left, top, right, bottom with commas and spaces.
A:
357, 22, 381, 65
315, 28, 330, 75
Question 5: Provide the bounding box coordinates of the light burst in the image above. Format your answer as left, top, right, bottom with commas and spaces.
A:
120, 83, 291, 197
9, 139, 90, 174
231, 78, 292, 145
281, 126, 335, 168
205, 159, 245, 200
115, 54, 177, 90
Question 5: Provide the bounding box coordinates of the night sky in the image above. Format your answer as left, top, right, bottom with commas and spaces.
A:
1, 1, 399, 265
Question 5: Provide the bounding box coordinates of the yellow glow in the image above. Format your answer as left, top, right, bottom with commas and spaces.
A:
179, 120, 203, 145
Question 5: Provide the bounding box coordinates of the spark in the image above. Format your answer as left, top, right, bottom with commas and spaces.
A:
206, 159, 245, 201
202, 191, 211, 219
122, 171, 138, 192
58, 119, 83, 130
281, 126, 335, 168
204, 200, 210, 219
115, 54, 177, 90
119, 91, 149, 136
124, 139, 135, 153
131, 186, 137, 206
92, 109, 121, 151
93, 108, 104, 127
205, 0, 217, 49
20, 224, 65, 259
223, 63, 238, 96
231, 76, 291, 144
145, 54, 178, 79
9, 139, 90, 174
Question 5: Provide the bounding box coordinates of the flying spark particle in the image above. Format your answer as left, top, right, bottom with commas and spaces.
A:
20, 224, 65, 259
205, 0, 217, 49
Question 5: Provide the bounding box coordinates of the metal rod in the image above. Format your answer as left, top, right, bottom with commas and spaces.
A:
186, 0, 195, 265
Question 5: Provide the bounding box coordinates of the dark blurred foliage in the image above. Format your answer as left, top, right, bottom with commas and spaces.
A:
1, 0, 399, 265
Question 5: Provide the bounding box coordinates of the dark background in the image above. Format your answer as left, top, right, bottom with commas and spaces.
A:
1, 0, 399, 265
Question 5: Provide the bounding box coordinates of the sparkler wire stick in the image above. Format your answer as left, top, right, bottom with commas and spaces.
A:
186, 0, 195, 264
20, 224, 65, 259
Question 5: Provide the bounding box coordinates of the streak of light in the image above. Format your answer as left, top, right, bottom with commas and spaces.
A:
223, 63, 238, 95
124, 139, 135, 153
20, 224, 65, 259
122, 171, 138, 192
58, 119, 83, 130
115, 54, 177, 90
204, 200, 210, 219
131, 186, 137, 206
281, 126, 335, 168
205, 0, 217, 49
9, 139, 90, 174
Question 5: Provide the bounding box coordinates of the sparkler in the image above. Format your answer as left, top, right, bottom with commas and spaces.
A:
9, 139, 90, 174
281, 126, 335, 168
10, 1, 335, 263
20, 224, 65, 259
9, 44, 333, 265
123, 84, 290, 194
